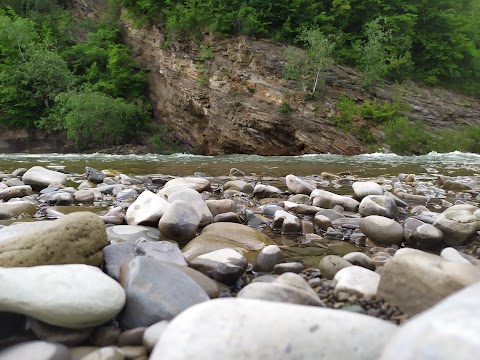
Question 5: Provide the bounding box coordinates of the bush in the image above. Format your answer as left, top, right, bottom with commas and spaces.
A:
37, 91, 148, 149
381, 117, 433, 155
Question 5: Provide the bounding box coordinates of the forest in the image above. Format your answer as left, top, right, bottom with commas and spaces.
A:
0, 0, 479, 152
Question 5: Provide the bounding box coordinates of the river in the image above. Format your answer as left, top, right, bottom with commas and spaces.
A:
1, 151, 479, 178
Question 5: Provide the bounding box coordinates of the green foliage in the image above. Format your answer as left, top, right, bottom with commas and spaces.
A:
382, 118, 480, 155
358, 18, 388, 92
38, 91, 148, 149
62, 24, 146, 100
333, 95, 400, 143
283, 27, 334, 96
382, 117, 432, 155
148, 124, 182, 154
278, 102, 292, 114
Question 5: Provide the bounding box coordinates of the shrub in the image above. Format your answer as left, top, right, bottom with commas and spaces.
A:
37, 91, 148, 149
381, 117, 433, 155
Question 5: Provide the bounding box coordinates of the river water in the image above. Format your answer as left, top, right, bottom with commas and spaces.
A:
0, 151, 479, 178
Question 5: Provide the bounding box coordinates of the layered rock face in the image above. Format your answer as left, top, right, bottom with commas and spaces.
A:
69, 0, 480, 156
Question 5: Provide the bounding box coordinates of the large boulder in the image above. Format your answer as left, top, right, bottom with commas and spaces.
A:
0, 212, 108, 267
0, 264, 125, 328
380, 282, 480, 360
22, 166, 67, 190
377, 248, 480, 316
150, 298, 397, 360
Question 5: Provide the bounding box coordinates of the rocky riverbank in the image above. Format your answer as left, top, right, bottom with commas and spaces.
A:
0, 164, 479, 359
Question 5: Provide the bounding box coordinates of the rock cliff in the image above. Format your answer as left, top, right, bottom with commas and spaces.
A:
8, 0, 478, 155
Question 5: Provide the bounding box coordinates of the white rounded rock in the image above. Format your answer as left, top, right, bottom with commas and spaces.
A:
150, 298, 397, 360
352, 181, 384, 198
126, 190, 170, 226
0, 264, 126, 328
22, 166, 67, 189
285, 174, 315, 195
333, 265, 380, 298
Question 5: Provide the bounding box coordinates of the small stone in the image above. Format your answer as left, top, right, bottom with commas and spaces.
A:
285, 174, 315, 195
319, 255, 353, 280
254, 245, 285, 273
117, 327, 146, 346
352, 181, 384, 199
333, 266, 380, 298
143, 321, 169, 352
359, 215, 404, 246
272, 262, 304, 274
343, 252, 375, 271
126, 190, 169, 226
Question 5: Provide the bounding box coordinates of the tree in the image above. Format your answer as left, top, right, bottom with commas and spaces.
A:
38, 91, 148, 149
358, 18, 389, 92
283, 27, 334, 97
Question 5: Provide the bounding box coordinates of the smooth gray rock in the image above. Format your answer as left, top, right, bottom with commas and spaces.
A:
358, 195, 398, 218
27, 317, 93, 346
158, 200, 200, 242
85, 167, 105, 184
359, 215, 404, 246
310, 189, 359, 212
223, 180, 254, 194
273, 262, 304, 274
23, 166, 67, 189
238, 272, 325, 306
272, 210, 301, 235
0, 264, 126, 328
143, 321, 169, 352
150, 298, 397, 360
254, 245, 285, 273
343, 252, 375, 271
0, 341, 70, 360
167, 187, 213, 227
136, 240, 187, 266
189, 248, 247, 285
380, 282, 480, 360
253, 184, 283, 199
119, 257, 209, 329
285, 174, 315, 195
411, 223, 444, 249
352, 181, 384, 199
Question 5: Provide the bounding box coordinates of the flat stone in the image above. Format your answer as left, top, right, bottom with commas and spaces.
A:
310, 189, 359, 212
27, 317, 93, 346
119, 257, 209, 329
0, 264, 125, 328
22, 166, 67, 190
352, 181, 384, 198
163, 177, 211, 192
343, 252, 375, 271
150, 298, 397, 360
106, 225, 162, 244
253, 184, 283, 199
273, 262, 304, 274
0, 212, 108, 267
377, 248, 480, 316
